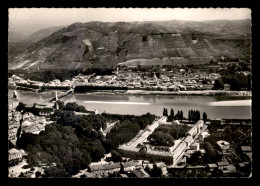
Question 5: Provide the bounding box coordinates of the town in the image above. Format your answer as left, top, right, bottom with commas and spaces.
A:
8, 60, 251, 95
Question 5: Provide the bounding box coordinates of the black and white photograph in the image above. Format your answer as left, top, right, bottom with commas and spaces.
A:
8, 8, 252, 178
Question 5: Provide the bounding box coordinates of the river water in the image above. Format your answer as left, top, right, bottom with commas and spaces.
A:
10, 90, 252, 119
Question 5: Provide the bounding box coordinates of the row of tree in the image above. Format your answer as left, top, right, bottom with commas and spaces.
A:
188, 110, 200, 122
164, 108, 207, 123
163, 108, 184, 122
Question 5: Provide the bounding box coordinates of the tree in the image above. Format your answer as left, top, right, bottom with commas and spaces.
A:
150, 163, 162, 177
148, 131, 174, 146
170, 108, 174, 120
110, 150, 122, 162
188, 151, 202, 165
144, 165, 151, 174
35, 171, 41, 178
65, 102, 79, 111
203, 142, 222, 163
16, 102, 26, 112
213, 78, 224, 90
163, 108, 166, 116
43, 167, 70, 178
165, 108, 168, 117
8, 140, 16, 149
203, 112, 207, 123
89, 140, 106, 162
16, 132, 39, 150
168, 108, 174, 122
180, 111, 183, 122
196, 110, 200, 122
56, 100, 65, 110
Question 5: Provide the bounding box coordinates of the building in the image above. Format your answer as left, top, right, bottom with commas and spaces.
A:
216, 140, 230, 152
132, 168, 150, 178
217, 161, 229, 170
241, 146, 251, 153
88, 162, 121, 177
211, 118, 222, 125
224, 84, 230, 90
121, 161, 136, 172
118, 120, 205, 166
158, 121, 173, 126
8, 100, 19, 110
207, 164, 218, 172
199, 131, 210, 141
119, 174, 129, 178
173, 120, 180, 125
184, 136, 193, 146
189, 142, 200, 151
8, 148, 25, 162
241, 146, 252, 159
8, 129, 18, 143
220, 165, 237, 175
23, 124, 45, 135
187, 120, 203, 138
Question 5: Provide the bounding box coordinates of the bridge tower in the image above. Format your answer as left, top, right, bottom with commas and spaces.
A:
13, 90, 18, 99
116, 66, 119, 75
54, 101, 59, 110
52, 91, 58, 101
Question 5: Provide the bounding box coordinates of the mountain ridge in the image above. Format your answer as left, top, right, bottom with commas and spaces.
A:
8, 19, 251, 70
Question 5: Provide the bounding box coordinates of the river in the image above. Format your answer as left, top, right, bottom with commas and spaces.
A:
9, 90, 252, 119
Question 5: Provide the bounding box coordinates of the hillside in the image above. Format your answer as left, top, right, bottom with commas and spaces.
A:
8, 20, 251, 70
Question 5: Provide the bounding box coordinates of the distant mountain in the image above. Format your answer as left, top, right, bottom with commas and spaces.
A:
27, 25, 66, 43
8, 26, 66, 63
8, 20, 251, 70
8, 31, 27, 42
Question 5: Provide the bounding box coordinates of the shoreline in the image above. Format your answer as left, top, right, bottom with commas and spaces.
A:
84, 90, 252, 97
11, 88, 252, 97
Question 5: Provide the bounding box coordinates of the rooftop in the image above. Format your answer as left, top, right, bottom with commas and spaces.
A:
207, 164, 218, 168
89, 162, 121, 172
241, 146, 251, 152
132, 169, 150, 178
217, 161, 229, 167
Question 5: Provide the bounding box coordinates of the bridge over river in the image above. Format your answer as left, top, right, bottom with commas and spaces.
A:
42, 89, 74, 103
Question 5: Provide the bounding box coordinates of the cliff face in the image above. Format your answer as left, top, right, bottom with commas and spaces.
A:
8, 20, 251, 70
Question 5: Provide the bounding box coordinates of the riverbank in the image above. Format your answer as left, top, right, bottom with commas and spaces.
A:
10, 88, 251, 97
85, 90, 252, 96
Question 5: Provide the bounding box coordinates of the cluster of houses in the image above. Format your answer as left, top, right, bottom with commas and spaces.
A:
80, 160, 168, 178
8, 148, 26, 166
8, 94, 54, 170
21, 112, 49, 135
8, 104, 22, 144
8, 75, 71, 89
207, 160, 251, 176
84, 69, 223, 91
205, 138, 251, 176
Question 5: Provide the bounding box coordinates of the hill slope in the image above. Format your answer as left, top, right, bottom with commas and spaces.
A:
8, 20, 251, 70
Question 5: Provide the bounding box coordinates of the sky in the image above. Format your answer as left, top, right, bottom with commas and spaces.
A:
8, 8, 251, 36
